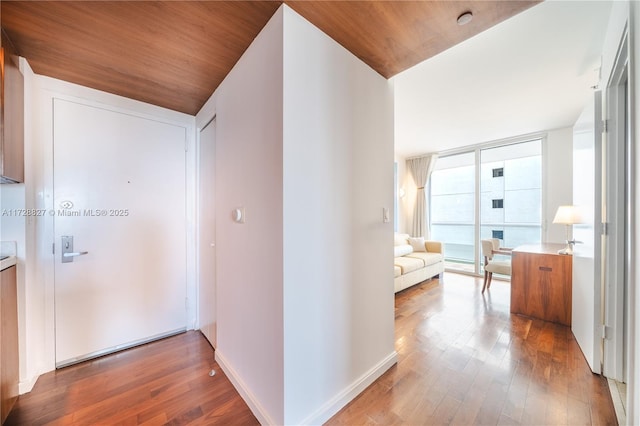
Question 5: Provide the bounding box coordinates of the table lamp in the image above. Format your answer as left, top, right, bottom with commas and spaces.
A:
553, 205, 582, 255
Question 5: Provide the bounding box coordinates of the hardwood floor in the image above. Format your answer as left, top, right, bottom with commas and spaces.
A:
5, 332, 259, 425
6, 273, 616, 425
328, 273, 617, 425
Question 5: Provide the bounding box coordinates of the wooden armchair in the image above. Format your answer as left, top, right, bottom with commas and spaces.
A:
481, 238, 512, 293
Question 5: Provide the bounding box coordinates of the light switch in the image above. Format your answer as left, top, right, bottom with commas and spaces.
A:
383, 207, 390, 223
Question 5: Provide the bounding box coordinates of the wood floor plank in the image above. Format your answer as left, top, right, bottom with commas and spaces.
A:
449, 381, 487, 425
6, 273, 617, 426
567, 396, 593, 425
5, 332, 258, 426
430, 394, 461, 424
328, 273, 617, 425
502, 379, 528, 422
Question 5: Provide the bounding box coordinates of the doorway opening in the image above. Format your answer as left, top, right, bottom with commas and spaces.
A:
197, 117, 217, 348
602, 30, 631, 423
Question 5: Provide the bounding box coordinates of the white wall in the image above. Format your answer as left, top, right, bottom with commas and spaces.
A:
196, 6, 396, 424
0, 59, 42, 393
631, 3, 639, 424
16, 61, 196, 393
282, 7, 395, 424
601, 2, 630, 90
3, 58, 47, 393
544, 127, 574, 243
197, 10, 285, 425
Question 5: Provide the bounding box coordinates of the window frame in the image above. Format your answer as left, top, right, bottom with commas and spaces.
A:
429, 133, 547, 276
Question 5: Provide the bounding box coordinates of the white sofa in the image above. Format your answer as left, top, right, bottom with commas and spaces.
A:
394, 233, 444, 293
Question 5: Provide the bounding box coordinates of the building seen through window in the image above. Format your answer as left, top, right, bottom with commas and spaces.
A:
430, 139, 542, 274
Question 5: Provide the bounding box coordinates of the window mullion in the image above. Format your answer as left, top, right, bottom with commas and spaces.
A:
474, 148, 481, 275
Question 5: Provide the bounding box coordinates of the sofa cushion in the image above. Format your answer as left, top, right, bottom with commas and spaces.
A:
405, 252, 443, 267
394, 265, 402, 278
394, 233, 410, 246
394, 244, 413, 257
408, 237, 426, 252
394, 256, 424, 274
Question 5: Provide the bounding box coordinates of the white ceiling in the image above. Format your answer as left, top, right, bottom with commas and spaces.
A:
393, 0, 613, 157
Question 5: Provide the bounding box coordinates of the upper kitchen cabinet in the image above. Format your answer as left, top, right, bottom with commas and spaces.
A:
1, 29, 25, 184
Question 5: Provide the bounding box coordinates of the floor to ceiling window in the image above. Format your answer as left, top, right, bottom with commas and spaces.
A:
430, 152, 476, 272
430, 138, 542, 275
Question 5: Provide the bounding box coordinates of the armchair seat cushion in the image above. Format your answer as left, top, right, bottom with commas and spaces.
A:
485, 260, 511, 275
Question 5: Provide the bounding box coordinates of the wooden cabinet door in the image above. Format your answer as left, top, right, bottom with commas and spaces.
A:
532, 254, 571, 325
1, 266, 19, 424
511, 252, 572, 326
1, 30, 25, 183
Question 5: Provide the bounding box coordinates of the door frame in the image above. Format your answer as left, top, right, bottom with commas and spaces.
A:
603, 30, 630, 382
197, 114, 217, 347
51, 97, 191, 367
35, 78, 197, 373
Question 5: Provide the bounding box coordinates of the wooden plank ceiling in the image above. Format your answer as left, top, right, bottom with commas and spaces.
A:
1, 1, 539, 115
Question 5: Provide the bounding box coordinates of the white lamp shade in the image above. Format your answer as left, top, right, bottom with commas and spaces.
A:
553, 205, 582, 224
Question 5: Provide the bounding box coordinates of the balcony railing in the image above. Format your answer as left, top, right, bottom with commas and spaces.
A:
431, 222, 541, 274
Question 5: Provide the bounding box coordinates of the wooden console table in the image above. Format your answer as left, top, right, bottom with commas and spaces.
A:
510, 244, 572, 326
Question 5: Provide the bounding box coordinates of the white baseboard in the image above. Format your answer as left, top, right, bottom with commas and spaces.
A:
607, 377, 627, 426
19, 373, 40, 394
215, 350, 277, 425
298, 350, 398, 425
216, 349, 397, 425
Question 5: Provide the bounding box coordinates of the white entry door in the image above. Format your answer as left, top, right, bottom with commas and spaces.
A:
198, 118, 216, 347
53, 98, 187, 367
572, 91, 602, 373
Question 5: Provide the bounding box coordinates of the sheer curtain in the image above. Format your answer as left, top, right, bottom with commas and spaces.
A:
407, 154, 438, 238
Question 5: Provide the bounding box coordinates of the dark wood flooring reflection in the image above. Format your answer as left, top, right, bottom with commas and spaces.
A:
328, 273, 617, 425
5, 332, 259, 425
7, 273, 616, 425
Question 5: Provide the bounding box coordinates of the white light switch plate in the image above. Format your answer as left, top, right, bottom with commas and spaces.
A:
383, 207, 390, 223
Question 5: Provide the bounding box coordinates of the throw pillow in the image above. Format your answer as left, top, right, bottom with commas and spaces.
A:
408, 237, 426, 252
394, 233, 409, 246
394, 244, 413, 257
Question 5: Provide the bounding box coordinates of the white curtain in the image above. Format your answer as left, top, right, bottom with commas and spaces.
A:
407, 154, 438, 238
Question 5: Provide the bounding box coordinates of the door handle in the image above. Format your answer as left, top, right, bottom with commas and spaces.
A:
61, 236, 88, 263
63, 252, 89, 258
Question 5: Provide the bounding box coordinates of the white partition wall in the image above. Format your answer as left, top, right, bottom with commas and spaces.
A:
197, 5, 396, 424
282, 7, 396, 424
206, 9, 285, 424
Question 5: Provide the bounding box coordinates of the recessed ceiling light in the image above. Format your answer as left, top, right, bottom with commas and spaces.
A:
457, 11, 473, 26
